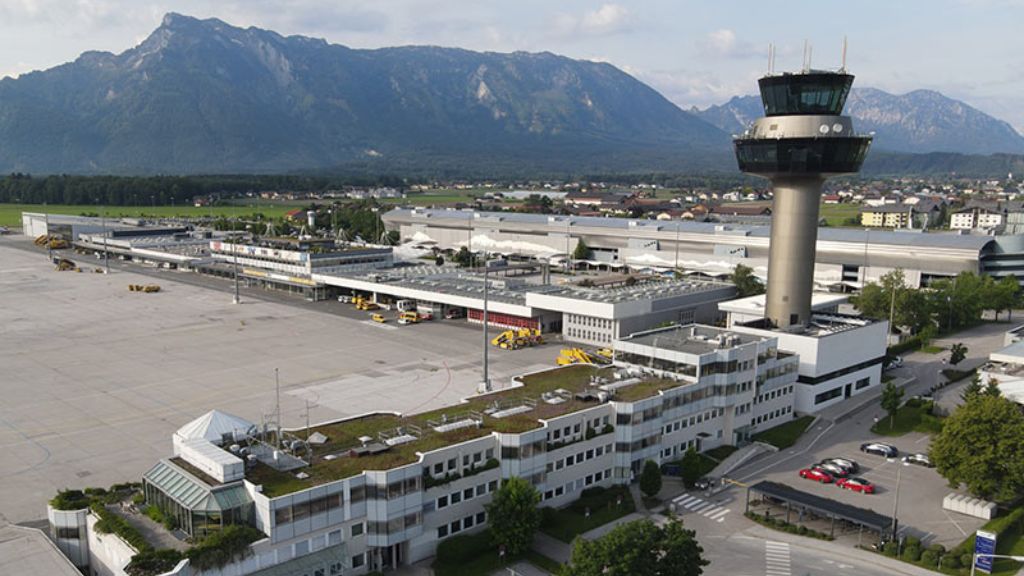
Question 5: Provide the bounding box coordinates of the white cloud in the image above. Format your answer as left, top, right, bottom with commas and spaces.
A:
633, 67, 757, 110
580, 4, 630, 35
551, 3, 632, 38
699, 28, 758, 59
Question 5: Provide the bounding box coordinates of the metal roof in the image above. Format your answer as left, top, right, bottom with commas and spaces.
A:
385, 208, 998, 252
143, 460, 250, 513
750, 480, 893, 532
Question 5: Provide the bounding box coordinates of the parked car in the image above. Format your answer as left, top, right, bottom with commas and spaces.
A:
903, 453, 933, 467
860, 442, 898, 458
370, 313, 387, 323
884, 355, 904, 370
799, 468, 834, 483
824, 457, 860, 474
693, 476, 714, 491
837, 477, 876, 494
816, 461, 850, 478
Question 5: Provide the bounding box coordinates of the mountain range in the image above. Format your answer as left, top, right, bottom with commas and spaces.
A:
0, 13, 1021, 176
695, 88, 1024, 156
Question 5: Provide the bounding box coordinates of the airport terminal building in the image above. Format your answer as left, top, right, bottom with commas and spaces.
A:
52, 326, 799, 576
382, 208, 1024, 288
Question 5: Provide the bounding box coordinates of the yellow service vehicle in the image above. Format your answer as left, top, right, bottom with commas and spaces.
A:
370, 313, 387, 323
398, 311, 421, 325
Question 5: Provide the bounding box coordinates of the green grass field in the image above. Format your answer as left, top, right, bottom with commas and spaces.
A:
751, 415, 816, 449
819, 203, 862, 227
0, 203, 301, 228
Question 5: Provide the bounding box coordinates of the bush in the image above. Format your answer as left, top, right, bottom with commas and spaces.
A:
961, 553, 974, 569
904, 535, 921, 549
928, 543, 946, 555
185, 525, 263, 571
902, 546, 921, 562
91, 503, 151, 553
125, 549, 184, 576
639, 460, 662, 498
920, 550, 938, 567
940, 554, 961, 570
435, 531, 493, 566
883, 541, 899, 557
50, 489, 91, 511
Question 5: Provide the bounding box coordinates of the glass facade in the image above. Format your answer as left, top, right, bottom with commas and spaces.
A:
735, 137, 871, 175
758, 73, 854, 116
143, 460, 254, 538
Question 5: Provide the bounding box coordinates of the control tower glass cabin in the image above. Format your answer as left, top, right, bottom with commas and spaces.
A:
734, 71, 871, 329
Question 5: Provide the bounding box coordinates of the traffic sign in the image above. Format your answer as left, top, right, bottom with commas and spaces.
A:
975, 530, 997, 574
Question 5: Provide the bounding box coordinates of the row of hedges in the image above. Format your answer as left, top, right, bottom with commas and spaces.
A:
185, 525, 264, 571
744, 511, 834, 541
91, 502, 152, 553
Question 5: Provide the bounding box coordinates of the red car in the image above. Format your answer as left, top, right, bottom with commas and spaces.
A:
799, 468, 834, 483
837, 477, 875, 494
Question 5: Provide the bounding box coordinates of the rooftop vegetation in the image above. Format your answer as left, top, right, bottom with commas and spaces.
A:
250, 365, 642, 496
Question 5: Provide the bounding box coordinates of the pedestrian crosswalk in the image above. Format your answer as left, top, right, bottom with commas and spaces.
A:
765, 541, 791, 576
669, 493, 732, 522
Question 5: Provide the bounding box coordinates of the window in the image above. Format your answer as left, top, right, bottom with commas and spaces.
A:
438, 525, 449, 538
351, 522, 364, 537
464, 488, 474, 500
295, 540, 310, 556
476, 484, 486, 497
330, 561, 344, 575
451, 520, 462, 534
275, 506, 292, 525
448, 458, 457, 470
423, 500, 436, 514
352, 553, 365, 568
464, 515, 475, 529
433, 462, 444, 475
350, 485, 365, 505
328, 529, 342, 546
814, 387, 843, 404
486, 448, 494, 459
488, 480, 498, 492
55, 526, 79, 539
437, 495, 448, 509
476, 512, 486, 524
451, 491, 462, 504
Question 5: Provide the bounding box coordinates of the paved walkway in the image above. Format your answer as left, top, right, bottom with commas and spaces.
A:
532, 532, 571, 564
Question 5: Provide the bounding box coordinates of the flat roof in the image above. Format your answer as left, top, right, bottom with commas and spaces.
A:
990, 339, 1024, 364
750, 480, 893, 532
0, 525, 81, 576
623, 324, 764, 355
246, 365, 673, 496
385, 208, 998, 252
718, 293, 848, 315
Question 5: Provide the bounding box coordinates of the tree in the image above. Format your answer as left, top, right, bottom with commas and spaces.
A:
680, 448, 703, 488
949, 343, 967, 366
985, 377, 1002, 397
991, 275, 1020, 321
453, 246, 472, 267
564, 518, 708, 576
484, 476, 541, 557
730, 264, 764, 298
961, 373, 983, 402
640, 460, 662, 498
434, 255, 444, 266
573, 238, 592, 260
880, 381, 904, 430
930, 394, 1024, 500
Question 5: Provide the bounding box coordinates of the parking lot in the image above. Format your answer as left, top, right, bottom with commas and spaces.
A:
0, 238, 559, 525
755, 428, 985, 547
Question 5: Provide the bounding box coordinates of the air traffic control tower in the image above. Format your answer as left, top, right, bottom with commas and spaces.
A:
735, 65, 872, 329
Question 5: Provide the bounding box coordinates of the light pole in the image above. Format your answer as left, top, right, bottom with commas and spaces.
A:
102, 207, 109, 274
232, 234, 241, 305
970, 554, 1024, 575
891, 460, 904, 538
481, 255, 490, 392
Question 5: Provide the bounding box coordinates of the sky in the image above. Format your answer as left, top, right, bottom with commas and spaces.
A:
1, 0, 1023, 130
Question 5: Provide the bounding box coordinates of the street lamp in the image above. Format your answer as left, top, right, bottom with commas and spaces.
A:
970, 554, 1024, 575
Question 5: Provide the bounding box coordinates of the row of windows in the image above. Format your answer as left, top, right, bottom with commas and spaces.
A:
500, 439, 546, 459
616, 404, 663, 426
436, 511, 487, 539
275, 493, 350, 526
755, 385, 794, 405
753, 405, 793, 426
814, 387, 843, 405
546, 443, 614, 473
548, 416, 609, 443
662, 408, 724, 435
662, 438, 702, 459
435, 480, 499, 510
291, 529, 363, 576
368, 512, 421, 536
616, 433, 663, 453
366, 477, 421, 500
542, 469, 613, 501
569, 314, 614, 329
429, 448, 495, 477
566, 327, 613, 343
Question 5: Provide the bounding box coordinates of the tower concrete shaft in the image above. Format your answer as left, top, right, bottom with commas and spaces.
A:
734, 70, 871, 329
765, 176, 824, 328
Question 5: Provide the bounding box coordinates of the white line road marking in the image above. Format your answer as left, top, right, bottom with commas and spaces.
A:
690, 502, 714, 512
675, 494, 698, 506
709, 508, 731, 520
765, 540, 792, 576
701, 506, 725, 517
363, 321, 397, 330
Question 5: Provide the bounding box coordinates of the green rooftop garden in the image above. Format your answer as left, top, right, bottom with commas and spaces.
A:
250, 365, 628, 496
610, 377, 687, 402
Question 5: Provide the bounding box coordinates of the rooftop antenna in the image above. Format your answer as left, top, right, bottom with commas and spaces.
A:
840, 36, 848, 72
802, 39, 810, 72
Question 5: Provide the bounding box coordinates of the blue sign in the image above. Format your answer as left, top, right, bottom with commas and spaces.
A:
975, 530, 997, 574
